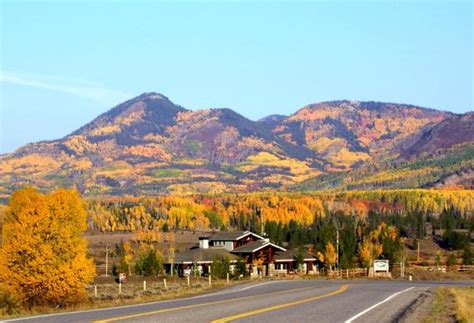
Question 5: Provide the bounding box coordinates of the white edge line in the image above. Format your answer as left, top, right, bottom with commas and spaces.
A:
344, 287, 415, 323
236, 280, 286, 291
3, 280, 290, 322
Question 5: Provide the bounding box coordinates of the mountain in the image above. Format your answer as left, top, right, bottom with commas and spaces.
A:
0, 93, 472, 198
401, 112, 474, 159
272, 100, 450, 171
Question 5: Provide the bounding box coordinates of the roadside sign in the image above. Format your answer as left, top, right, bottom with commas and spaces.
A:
374, 260, 389, 272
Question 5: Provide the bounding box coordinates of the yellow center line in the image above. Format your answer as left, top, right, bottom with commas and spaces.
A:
210, 284, 349, 323
93, 284, 336, 323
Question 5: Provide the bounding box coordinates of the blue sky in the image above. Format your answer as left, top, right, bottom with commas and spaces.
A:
1, 0, 472, 153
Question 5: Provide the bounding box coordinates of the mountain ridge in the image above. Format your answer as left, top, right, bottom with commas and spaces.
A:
0, 92, 471, 197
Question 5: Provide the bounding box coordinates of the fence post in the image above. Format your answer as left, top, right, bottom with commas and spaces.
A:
209, 275, 212, 286
143, 280, 146, 291
105, 245, 109, 277
94, 285, 98, 297
119, 282, 122, 294
163, 278, 168, 289
187, 275, 190, 287
226, 272, 230, 284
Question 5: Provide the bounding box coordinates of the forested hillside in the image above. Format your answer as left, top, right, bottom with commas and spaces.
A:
88, 189, 473, 270
0, 93, 472, 197
89, 189, 473, 233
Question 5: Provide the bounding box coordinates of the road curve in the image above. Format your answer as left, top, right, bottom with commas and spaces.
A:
4, 279, 473, 323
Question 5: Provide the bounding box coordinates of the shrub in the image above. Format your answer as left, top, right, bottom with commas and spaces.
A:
113, 258, 131, 276
234, 258, 248, 277
0, 284, 21, 316
295, 246, 306, 272
211, 256, 230, 278
135, 248, 162, 276
447, 254, 457, 268
463, 247, 473, 265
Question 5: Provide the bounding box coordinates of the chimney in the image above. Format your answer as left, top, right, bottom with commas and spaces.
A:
199, 237, 209, 249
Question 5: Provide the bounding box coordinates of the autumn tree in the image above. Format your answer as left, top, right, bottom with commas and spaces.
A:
118, 241, 134, 276
136, 229, 162, 245
0, 204, 5, 246
358, 239, 383, 268
324, 242, 337, 271
0, 187, 96, 308
358, 239, 373, 268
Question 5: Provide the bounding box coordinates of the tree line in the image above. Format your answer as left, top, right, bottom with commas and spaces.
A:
88, 189, 473, 233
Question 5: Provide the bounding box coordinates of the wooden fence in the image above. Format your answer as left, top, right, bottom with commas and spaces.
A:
457, 265, 474, 272
326, 268, 368, 278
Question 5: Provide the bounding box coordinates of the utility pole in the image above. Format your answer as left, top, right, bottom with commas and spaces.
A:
105, 245, 109, 277
417, 241, 420, 262
336, 229, 339, 269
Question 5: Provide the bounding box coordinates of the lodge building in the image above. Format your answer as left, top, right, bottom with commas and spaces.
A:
165, 231, 318, 277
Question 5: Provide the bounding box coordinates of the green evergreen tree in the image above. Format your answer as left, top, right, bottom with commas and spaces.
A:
463, 246, 473, 265
135, 248, 162, 276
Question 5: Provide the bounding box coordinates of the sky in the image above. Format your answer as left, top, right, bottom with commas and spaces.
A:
0, 0, 472, 154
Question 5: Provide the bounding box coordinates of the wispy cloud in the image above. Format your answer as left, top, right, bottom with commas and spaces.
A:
0, 71, 131, 106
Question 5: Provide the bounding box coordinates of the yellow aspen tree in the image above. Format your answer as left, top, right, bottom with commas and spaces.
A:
316, 251, 325, 263
122, 241, 134, 276
373, 242, 383, 259
359, 239, 373, 268
136, 229, 162, 245
324, 242, 337, 271
0, 187, 95, 308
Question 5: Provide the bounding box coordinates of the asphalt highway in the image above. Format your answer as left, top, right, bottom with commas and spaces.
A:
4, 279, 473, 323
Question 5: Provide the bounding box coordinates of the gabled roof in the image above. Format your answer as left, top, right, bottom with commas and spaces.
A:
209, 230, 264, 242
170, 247, 238, 264
274, 249, 317, 262
231, 240, 286, 253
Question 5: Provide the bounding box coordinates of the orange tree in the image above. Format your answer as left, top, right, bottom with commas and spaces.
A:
0, 187, 95, 308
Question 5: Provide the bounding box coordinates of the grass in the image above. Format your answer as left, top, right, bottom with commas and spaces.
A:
424, 287, 474, 323
0, 276, 245, 319
449, 287, 474, 323
424, 288, 454, 323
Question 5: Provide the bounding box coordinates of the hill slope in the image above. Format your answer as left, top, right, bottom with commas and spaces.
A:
0, 93, 471, 197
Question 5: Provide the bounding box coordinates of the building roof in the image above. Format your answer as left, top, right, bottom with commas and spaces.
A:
209, 231, 264, 242
170, 247, 238, 264
274, 249, 317, 262
232, 240, 286, 253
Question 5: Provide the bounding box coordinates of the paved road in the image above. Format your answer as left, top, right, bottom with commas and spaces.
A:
4, 279, 473, 323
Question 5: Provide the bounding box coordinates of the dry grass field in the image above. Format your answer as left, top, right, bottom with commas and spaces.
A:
86, 275, 233, 304
86, 230, 210, 276
424, 287, 474, 323
449, 287, 474, 323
